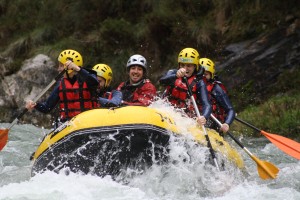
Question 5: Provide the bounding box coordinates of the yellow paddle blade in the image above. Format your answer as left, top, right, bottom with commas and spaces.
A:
251, 155, 279, 180
0, 129, 9, 151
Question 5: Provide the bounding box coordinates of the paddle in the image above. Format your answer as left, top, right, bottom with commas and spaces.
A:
235, 117, 300, 160
210, 114, 279, 179
0, 69, 66, 151
183, 77, 220, 171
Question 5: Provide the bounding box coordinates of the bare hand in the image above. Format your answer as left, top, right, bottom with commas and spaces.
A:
220, 123, 229, 133
196, 116, 206, 126
65, 60, 80, 72
25, 100, 36, 111
176, 68, 186, 78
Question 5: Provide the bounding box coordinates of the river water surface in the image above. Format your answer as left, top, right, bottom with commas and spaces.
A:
0, 104, 299, 200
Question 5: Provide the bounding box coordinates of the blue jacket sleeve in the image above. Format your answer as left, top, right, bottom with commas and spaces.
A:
212, 84, 235, 125
99, 90, 123, 107
35, 82, 60, 113
78, 68, 99, 88
196, 80, 212, 119
98, 97, 109, 106
159, 69, 177, 86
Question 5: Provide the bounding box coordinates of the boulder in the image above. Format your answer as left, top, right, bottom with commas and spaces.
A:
0, 54, 57, 127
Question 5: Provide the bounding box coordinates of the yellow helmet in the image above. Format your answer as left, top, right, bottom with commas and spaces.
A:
58, 49, 83, 73
199, 58, 215, 79
92, 64, 113, 87
177, 48, 200, 71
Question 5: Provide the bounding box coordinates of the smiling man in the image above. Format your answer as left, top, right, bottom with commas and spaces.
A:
159, 48, 212, 125
116, 54, 157, 106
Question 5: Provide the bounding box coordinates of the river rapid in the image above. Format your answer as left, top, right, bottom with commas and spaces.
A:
0, 102, 299, 200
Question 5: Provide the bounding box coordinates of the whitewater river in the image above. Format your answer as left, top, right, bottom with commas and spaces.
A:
0, 104, 299, 200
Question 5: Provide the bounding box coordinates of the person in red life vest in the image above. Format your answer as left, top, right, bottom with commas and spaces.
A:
116, 54, 157, 106
92, 63, 122, 107
26, 49, 99, 127
159, 48, 211, 125
200, 58, 235, 134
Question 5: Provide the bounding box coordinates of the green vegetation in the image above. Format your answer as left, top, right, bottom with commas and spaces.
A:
232, 93, 300, 140
2, 0, 299, 76
230, 65, 300, 138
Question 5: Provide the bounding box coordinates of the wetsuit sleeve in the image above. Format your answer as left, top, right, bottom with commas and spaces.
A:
196, 80, 212, 119
122, 82, 157, 106
77, 68, 99, 87
213, 84, 235, 125
109, 90, 123, 105
34, 82, 60, 113
159, 69, 177, 86
99, 90, 123, 107
98, 97, 109, 107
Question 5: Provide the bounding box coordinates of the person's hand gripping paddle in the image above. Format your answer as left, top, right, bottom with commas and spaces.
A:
0, 69, 66, 151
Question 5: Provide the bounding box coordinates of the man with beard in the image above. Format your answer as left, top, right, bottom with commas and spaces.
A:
116, 54, 157, 106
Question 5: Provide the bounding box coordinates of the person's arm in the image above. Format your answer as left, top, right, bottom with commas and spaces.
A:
122, 82, 157, 106
65, 61, 98, 88
196, 80, 212, 119
213, 84, 235, 125
77, 68, 99, 87
159, 69, 177, 86
99, 90, 123, 107
34, 83, 60, 113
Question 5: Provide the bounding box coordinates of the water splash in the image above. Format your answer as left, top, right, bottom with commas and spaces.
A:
0, 99, 299, 199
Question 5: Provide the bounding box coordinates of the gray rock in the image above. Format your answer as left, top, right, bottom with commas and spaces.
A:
0, 54, 58, 127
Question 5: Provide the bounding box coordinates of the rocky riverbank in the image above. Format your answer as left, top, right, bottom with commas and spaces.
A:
0, 18, 299, 129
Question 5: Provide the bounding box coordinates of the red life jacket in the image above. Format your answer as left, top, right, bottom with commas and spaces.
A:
58, 78, 97, 119
117, 79, 156, 106
166, 75, 202, 117
116, 81, 143, 102
206, 80, 227, 122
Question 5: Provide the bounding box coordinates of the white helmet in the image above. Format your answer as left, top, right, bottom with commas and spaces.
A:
126, 54, 147, 70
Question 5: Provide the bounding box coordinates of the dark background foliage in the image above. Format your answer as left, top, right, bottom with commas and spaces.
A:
2, 0, 298, 78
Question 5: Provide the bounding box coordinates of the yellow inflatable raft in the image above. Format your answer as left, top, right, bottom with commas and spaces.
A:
31, 106, 244, 177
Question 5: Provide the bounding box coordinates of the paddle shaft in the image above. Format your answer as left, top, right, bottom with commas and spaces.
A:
210, 114, 278, 179
211, 114, 250, 152
235, 117, 260, 132
235, 116, 300, 160
183, 77, 220, 171
6, 70, 66, 130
